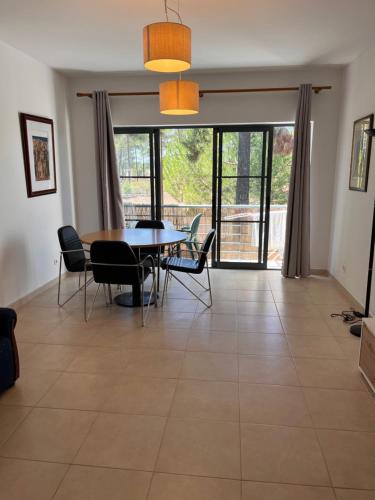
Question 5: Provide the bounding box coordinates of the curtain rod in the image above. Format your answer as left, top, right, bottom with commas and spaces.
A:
76, 85, 332, 98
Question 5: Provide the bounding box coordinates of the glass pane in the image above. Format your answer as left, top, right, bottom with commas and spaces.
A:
220, 178, 262, 222
222, 132, 264, 176
268, 126, 294, 269
115, 133, 151, 177
160, 128, 213, 243
219, 222, 264, 263
121, 178, 152, 226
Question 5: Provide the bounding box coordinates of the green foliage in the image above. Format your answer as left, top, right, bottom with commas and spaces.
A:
115, 127, 293, 206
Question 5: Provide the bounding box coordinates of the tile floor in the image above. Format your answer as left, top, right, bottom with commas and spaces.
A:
1, 269, 374, 500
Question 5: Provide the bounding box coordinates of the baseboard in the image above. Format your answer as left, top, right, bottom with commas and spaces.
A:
9, 272, 69, 310
329, 274, 365, 313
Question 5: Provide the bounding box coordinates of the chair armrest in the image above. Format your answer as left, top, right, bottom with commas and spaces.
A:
61, 248, 90, 255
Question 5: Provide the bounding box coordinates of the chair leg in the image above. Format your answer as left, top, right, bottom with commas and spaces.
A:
168, 270, 212, 308
86, 284, 101, 322
57, 254, 63, 306
108, 284, 113, 304
206, 261, 213, 307
161, 268, 169, 306
141, 278, 145, 327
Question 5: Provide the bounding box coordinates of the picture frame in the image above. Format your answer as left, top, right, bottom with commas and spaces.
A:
19, 113, 57, 197
349, 113, 373, 192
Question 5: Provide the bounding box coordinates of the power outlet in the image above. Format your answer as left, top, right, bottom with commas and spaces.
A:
53, 259, 59, 265
342, 264, 346, 273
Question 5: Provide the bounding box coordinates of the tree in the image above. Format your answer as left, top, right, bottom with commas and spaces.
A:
236, 132, 250, 204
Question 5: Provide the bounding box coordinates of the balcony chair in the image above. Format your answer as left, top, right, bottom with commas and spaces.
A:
85, 240, 157, 326
0, 308, 19, 393
135, 219, 165, 290
57, 225, 93, 307
161, 229, 216, 308
180, 213, 202, 259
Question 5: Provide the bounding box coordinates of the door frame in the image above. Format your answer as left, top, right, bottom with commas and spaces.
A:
212, 125, 274, 270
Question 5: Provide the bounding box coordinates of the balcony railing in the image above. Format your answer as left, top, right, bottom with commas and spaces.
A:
124, 203, 286, 267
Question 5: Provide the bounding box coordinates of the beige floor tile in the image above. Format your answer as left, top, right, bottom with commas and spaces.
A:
14, 320, 57, 343
277, 303, 322, 318
66, 346, 127, 373
156, 418, 241, 479
196, 301, 237, 314
236, 290, 274, 302
193, 313, 238, 332
287, 335, 346, 358
123, 329, 189, 351
18, 306, 68, 323
16, 342, 38, 362
75, 413, 165, 470
181, 352, 238, 381
0, 457, 68, 500
53, 465, 151, 500
335, 337, 361, 361
44, 322, 100, 345
281, 317, 332, 335
238, 334, 290, 356
241, 423, 330, 485
38, 372, 115, 411
335, 489, 375, 500
22, 344, 84, 371
237, 315, 284, 334
318, 429, 375, 489
239, 355, 299, 385
0, 405, 31, 446
0, 369, 62, 406
149, 473, 241, 500
147, 311, 195, 330
102, 376, 177, 416
237, 302, 278, 316
304, 388, 375, 431
187, 332, 238, 353
240, 384, 312, 427
242, 481, 336, 500
171, 379, 239, 421
272, 291, 313, 304
124, 349, 184, 378
294, 357, 367, 391
161, 298, 198, 313
0, 407, 96, 463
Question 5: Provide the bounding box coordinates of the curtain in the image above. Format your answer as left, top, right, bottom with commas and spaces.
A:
282, 83, 312, 278
92, 90, 124, 230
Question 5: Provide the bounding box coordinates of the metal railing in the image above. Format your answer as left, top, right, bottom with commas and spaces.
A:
123, 203, 287, 266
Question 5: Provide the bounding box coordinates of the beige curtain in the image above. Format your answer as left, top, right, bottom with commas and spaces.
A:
92, 91, 124, 230
282, 84, 312, 278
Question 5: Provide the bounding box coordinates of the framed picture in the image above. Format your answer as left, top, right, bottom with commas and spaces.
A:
19, 113, 57, 197
349, 114, 373, 192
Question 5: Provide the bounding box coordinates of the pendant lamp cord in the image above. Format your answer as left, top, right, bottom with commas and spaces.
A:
164, 0, 183, 23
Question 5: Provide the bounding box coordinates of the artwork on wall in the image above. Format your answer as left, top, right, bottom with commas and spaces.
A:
19, 113, 57, 197
349, 113, 373, 192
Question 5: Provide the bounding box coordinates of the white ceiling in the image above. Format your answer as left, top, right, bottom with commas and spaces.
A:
1, 0, 375, 73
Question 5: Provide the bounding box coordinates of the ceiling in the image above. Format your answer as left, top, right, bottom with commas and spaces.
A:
1, 0, 375, 73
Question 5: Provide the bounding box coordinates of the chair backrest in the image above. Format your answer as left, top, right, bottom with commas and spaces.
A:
57, 225, 86, 272
190, 213, 202, 238
135, 220, 165, 230
135, 220, 165, 254
197, 229, 216, 272
90, 240, 141, 285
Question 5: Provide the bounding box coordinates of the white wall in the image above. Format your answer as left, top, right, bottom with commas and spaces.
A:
68, 66, 342, 270
329, 47, 375, 311
0, 41, 75, 306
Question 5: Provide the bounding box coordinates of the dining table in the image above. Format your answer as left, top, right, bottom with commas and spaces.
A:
80, 228, 187, 307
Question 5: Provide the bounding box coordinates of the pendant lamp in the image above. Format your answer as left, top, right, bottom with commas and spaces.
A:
159, 80, 199, 115
143, 21, 191, 73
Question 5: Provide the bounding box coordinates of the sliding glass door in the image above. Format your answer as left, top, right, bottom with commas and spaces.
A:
114, 124, 293, 269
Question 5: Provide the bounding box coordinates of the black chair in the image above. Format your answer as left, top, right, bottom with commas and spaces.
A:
161, 229, 216, 308
57, 225, 92, 306
135, 220, 165, 290
0, 308, 19, 393
85, 240, 157, 326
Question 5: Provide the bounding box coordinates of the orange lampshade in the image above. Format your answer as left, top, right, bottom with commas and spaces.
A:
143, 22, 191, 73
159, 80, 199, 115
